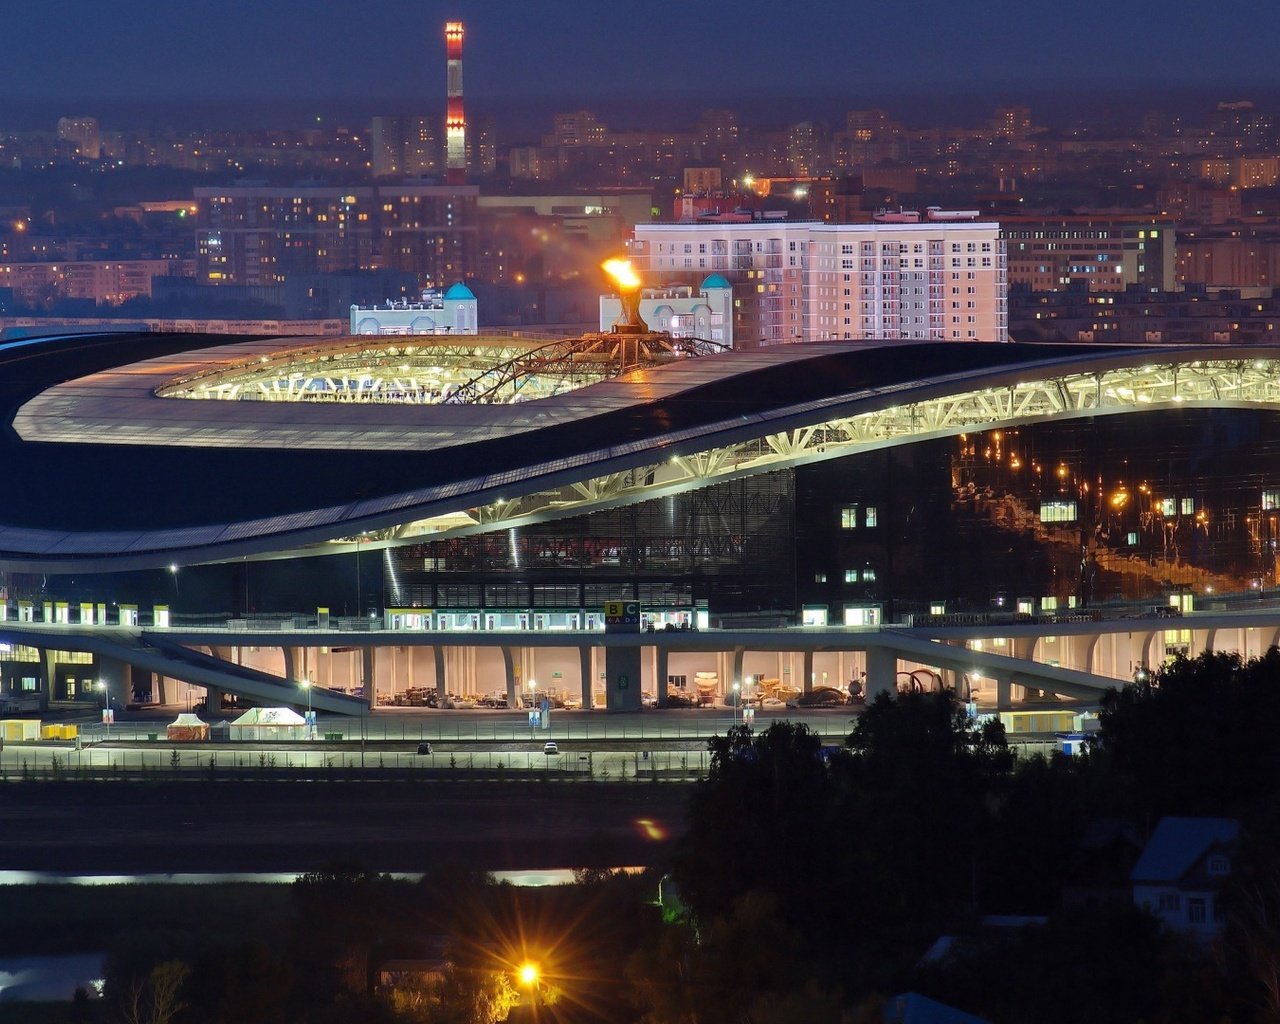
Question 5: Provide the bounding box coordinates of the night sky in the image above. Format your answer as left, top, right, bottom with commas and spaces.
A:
6, 0, 1276, 104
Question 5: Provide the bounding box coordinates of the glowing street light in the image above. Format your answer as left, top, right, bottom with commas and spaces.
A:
96, 679, 110, 739
518, 962, 540, 988
731, 680, 741, 726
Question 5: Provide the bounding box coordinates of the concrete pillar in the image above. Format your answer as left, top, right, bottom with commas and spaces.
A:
1132, 631, 1155, 674
731, 646, 745, 691
205, 685, 224, 716
1204, 628, 1219, 654
579, 645, 593, 710
362, 647, 375, 709
1083, 634, 1101, 674
282, 646, 297, 682
39, 649, 55, 711
655, 643, 669, 705
802, 649, 814, 695
865, 645, 896, 700
995, 673, 1013, 711
605, 640, 642, 712
501, 647, 517, 707
434, 646, 447, 701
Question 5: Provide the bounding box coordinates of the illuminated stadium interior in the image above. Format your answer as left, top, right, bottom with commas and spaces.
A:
154, 331, 723, 406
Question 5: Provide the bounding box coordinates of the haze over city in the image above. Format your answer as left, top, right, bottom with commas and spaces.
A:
3, 2, 1280, 1022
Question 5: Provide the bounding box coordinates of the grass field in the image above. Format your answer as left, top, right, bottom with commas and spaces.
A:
0, 882, 291, 956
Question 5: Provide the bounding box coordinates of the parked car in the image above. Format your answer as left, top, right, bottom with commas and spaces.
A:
416, 742, 433, 755
543, 741, 559, 755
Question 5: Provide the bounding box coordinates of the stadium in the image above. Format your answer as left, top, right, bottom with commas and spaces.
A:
3, 323, 1280, 714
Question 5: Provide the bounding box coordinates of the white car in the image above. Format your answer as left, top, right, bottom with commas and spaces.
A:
543, 741, 559, 755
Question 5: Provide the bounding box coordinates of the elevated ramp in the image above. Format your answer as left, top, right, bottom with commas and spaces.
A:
0, 624, 368, 716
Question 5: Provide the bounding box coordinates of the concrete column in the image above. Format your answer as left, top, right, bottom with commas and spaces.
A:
1132, 631, 1155, 674
802, 649, 814, 695
39, 649, 55, 711
731, 646, 745, 691
501, 647, 517, 707
282, 646, 297, 682
1204, 628, 1220, 654
865, 645, 896, 701
995, 673, 1013, 711
655, 643, 669, 705
362, 647, 375, 709
605, 639, 642, 712
153, 673, 168, 705
434, 646, 447, 700
205, 685, 224, 716
579, 645, 593, 710
1083, 634, 1101, 674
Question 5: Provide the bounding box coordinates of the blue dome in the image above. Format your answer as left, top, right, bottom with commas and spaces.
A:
700, 274, 731, 291
443, 282, 476, 300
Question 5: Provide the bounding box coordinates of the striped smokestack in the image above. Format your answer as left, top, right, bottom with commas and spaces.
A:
445, 21, 466, 185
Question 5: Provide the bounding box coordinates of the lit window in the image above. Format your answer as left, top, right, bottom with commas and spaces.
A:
865, 506, 878, 527
844, 569, 859, 583
840, 504, 859, 529
1040, 501, 1078, 523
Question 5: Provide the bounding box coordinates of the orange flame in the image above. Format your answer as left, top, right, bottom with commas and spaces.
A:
602, 258, 641, 291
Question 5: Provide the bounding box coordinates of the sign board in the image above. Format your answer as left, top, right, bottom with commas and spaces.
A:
603, 601, 640, 633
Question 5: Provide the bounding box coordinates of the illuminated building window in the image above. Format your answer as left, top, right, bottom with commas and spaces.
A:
865, 506, 878, 527
840, 504, 859, 529
844, 569, 859, 583
1040, 501, 1078, 523
1263, 489, 1280, 510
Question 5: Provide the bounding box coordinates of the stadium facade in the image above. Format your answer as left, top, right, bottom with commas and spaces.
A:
3, 329, 1280, 711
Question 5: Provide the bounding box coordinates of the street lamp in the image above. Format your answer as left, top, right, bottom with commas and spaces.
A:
731, 680, 740, 726
527, 678, 537, 709
518, 961, 541, 1010
96, 679, 110, 739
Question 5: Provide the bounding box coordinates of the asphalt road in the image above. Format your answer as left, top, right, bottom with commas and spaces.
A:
0, 779, 691, 874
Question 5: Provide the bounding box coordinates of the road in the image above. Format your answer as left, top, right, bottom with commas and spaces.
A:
0, 779, 690, 874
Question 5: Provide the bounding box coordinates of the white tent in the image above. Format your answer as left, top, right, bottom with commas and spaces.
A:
228, 706, 307, 741
166, 713, 209, 741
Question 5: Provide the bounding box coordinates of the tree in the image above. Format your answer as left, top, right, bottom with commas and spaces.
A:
121, 960, 190, 1024
1095, 648, 1280, 817
675, 722, 848, 931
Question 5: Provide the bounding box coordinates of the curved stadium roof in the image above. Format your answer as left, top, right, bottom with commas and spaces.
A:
2, 331, 1279, 571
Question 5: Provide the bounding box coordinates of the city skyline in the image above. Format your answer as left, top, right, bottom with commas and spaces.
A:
6, 0, 1278, 106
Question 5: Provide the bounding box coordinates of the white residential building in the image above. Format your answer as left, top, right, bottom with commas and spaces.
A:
350, 283, 477, 336
599, 274, 734, 346
629, 220, 1007, 348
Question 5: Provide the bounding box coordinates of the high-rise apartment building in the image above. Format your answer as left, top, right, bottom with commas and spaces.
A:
370, 116, 440, 178
195, 184, 477, 290
56, 116, 101, 160
1001, 216, 1177, 293
630, 220, 1007, 347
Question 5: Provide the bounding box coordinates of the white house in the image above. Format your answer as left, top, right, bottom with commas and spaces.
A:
350, 282, 478, 336
1131, 816, 1238, 943
599, 274, 734, 347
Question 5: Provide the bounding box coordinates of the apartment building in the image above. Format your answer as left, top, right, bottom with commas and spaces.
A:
630, 220, 1007, 347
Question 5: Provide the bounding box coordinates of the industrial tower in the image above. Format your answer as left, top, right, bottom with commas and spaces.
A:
445, 21, 466, 185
